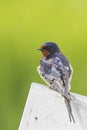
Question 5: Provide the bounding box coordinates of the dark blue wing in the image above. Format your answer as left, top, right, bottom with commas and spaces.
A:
39, 54, 72, 87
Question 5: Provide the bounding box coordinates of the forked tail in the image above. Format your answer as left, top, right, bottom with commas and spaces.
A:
64, 97, 75, 123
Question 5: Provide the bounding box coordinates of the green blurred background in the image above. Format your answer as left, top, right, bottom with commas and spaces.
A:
0, 0, 87, 129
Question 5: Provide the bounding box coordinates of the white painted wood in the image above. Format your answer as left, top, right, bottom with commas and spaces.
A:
18, 83, 87, 130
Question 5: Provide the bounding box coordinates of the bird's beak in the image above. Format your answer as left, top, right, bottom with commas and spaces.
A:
37, 48, 41, 50
37, 48, 43, 51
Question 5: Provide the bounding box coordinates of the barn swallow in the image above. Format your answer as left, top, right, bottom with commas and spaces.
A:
37, 42, 75, 123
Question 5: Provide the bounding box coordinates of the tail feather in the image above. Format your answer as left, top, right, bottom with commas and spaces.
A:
64, 97, 75, 123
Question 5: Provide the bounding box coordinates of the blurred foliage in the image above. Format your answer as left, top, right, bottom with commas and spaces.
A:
0, 0, 87, 130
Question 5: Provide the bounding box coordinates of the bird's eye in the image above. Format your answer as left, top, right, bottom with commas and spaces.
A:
41, 45, 52, 51
41, 45, 47, 50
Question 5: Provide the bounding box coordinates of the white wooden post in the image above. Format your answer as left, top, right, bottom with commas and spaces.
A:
18, 83, 87, 130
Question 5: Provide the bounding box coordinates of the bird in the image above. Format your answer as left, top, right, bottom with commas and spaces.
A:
37, 42, 75, 123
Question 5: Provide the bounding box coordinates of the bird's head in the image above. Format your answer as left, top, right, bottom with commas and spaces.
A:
38, 42, 60, 57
